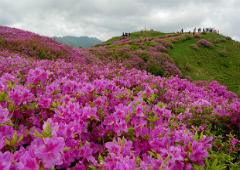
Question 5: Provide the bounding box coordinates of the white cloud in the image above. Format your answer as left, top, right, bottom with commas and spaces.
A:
232, 36, 240, 42
0, 0, 239, 41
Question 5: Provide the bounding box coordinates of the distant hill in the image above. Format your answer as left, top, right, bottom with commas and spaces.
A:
52, 36, 102, 48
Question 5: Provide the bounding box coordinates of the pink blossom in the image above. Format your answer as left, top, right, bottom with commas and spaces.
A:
17, 151, 38, 170
189, 141, 208, 162
0, 105, 10, 124
0, 151, 13, 170
34, 137, 65, 168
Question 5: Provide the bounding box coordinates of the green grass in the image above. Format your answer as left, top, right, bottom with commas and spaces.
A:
169, 33, 240, 96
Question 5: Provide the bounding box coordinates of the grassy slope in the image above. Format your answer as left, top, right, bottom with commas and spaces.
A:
104, 31, 240, 96
169, 33, 240, 96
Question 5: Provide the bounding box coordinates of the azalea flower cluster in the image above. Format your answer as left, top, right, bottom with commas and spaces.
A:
0, 54, 240, 169
197, 39, 214, 48
190, 44, 199, 51
215, 38, 220, 43
193, 34, 201, 38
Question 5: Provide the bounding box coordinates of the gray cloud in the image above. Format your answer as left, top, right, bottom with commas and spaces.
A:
0, 0, 239, 41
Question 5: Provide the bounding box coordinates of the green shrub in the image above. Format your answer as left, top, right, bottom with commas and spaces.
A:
146, 62, 163, 76
138, 53, 150, 62
142, 41, 151, 46
138, 45, 145, 50
150, 43, 156, 47
185, 63, 192, 71
130, 45, 138, 50
185, 34, 193, 40
219, 50, 227, 57
226, 36, 232, 40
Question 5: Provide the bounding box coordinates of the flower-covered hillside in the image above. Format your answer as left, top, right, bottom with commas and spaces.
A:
0, 26, 240, 169
0, 25, 98, 65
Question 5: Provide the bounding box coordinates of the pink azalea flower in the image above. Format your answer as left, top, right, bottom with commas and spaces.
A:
34, 137, 65, 168
0, 151, 13, 170
0, 105, 10, 124
105, 139, 121, 154
38, 94, 52, 108
17, 151, 38, 170
169, 145, 184, 162
9, 88, 23, 104
135, 104, 145, 117
189, 141, 208, 162
0, 137, 4, 150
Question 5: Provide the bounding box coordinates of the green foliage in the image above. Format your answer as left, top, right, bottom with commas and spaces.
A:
142, 41, 151, 46
226, 36, 232, 40
130, 45, 138, 50
147, 62, 163, 77
219, 50, 227, 57
136, 53, 150, 62
185, 34, 194, 40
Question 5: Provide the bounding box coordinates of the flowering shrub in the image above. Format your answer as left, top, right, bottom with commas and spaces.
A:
197, 39, 214, 48
185, 75, 192, 81
194, 34, 201, 38
219, 50, 227, 57
153, 38, 163, 43
163, 41, 174, 49
155, 45, 168, 53
215, 38, 220, 43
122, 55, 147, 71
191, 44, 199, 51
94, 42, 109, 47
220, 38, 226, 42
113, 40, 123, 45
119, 36, 128, 40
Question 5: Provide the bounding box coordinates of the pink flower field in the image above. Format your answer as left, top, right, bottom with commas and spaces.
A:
0, 26, 240, 169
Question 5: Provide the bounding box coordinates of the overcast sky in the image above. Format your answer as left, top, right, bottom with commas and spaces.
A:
0, 0, 240, 42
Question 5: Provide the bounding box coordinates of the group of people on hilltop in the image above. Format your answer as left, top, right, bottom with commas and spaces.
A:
122, 32, 131, 37
178, 27, 219, 35
203, 28, 219, 34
